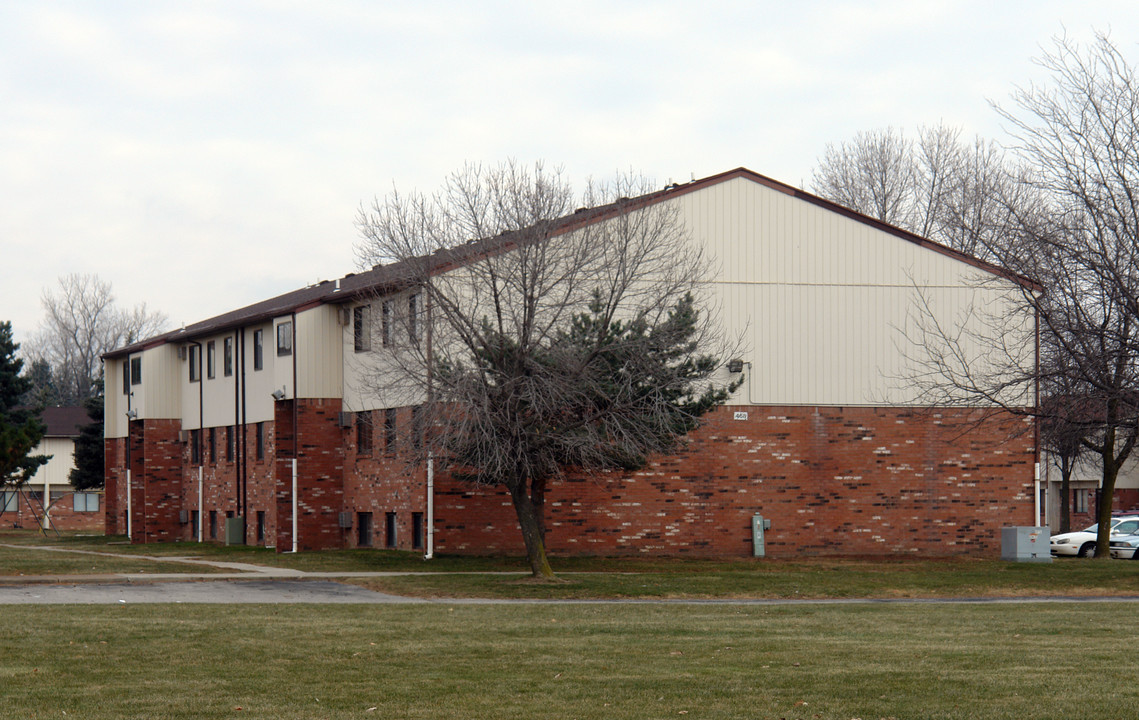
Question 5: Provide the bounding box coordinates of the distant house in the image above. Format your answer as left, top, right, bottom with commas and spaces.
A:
1, 406, 103, 531
102, 168, 1041, 557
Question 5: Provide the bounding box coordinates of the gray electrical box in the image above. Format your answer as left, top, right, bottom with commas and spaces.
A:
752, 514, 772, 558
225, 516, 246, 546
1000, 526, 1051, 562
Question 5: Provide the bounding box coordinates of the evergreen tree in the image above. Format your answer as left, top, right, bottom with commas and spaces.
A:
69, 392, 104, 490
0, 321, 48, 486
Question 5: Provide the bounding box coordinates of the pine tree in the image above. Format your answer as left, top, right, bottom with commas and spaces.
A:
69, 392, 104, 490
0, 321, 48, 486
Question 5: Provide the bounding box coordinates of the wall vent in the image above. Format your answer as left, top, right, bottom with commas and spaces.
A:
338, 412, 353, 428
338, 511, 353, 528
338, 307, 351, 326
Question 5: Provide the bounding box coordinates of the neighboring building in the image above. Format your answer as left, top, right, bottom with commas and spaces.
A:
1042, 453, 1139, 532
2, 406, 103, 531
102, 168, 1040, 557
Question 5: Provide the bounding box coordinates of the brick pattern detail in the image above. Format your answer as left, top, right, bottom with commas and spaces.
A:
344, 407, 427, 550
274, 398, 345, 551
432, 406, 1039, 557
104, 437, 126, 535
128, 419, 184, 543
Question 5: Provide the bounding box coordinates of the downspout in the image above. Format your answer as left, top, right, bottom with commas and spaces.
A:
425, 288, 434, 560
291, 313, 299, 552
233, 333, 241, 516
192, 341, 203, 542
125, 356, 132, 541
1034, 303, 1041, 527
240, 327, 248, 525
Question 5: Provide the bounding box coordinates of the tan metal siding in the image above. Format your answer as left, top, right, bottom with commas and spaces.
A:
674, 177, 1034, 407
295, 305, 343, 399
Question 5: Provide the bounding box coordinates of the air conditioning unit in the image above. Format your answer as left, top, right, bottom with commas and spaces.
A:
338, 412, 353, 428
178, 510, 190, 524
337, 307, 351, 326
178, 430, 191, 442
178, 346, 187, 360
338, 511, 353, 528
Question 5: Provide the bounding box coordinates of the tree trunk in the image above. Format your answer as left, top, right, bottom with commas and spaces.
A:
1059, 459, 1072, 534
509, 481, 554, 578
1094, 425, 1123, 558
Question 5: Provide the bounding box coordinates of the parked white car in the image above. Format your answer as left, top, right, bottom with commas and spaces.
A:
1109, 533, 1139, 559
1050, 517, 1139, 558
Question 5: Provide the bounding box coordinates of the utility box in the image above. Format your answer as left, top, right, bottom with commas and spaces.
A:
1001, 526, 1051, 562
225, 516, 246, 546
752, 514, 772, 558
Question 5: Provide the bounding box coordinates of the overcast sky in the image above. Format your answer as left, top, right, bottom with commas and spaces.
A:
4, 1, 1139, 348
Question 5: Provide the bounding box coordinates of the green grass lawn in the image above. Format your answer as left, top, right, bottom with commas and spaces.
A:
2, 602, 1136, 719
6, 529, 1139, 601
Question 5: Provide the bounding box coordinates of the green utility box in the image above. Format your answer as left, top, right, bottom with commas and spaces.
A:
225, 516, 246, 546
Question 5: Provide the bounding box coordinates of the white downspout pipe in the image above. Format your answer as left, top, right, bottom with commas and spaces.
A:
291, 457, 298, 553
1034, 462, 1041, 527
42, 472, 50, 530
425, 453, 434, 559
198, 466, 204, 542
126, 468, 132, 539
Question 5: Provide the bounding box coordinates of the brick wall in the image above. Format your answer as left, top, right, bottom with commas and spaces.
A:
129, 419, 184, 543
104, 437, 126, 535
275, 398, 345, 551
343, 407, 427, 550
432, 405, 1038, 558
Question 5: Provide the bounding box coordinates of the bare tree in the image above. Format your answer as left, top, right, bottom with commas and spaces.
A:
813, 127, 916, 228
812, 123, 1025, 264
990, 31, 1139, 556
355, 162, 738, 577
25, 274, 167, 404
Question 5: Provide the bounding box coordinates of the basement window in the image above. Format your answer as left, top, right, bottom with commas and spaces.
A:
73, 492, 100, 513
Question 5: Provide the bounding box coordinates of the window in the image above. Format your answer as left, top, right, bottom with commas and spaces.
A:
357, 411, 373, 455
256, 422, 265, 461
385, 511, 397, 548
1, 491, 17, 513
224, 336, 233, 377
412, 405, 424, 450
277, 322, 293, 356
253, 329, 264, 371
354, 305, 371, 352
384, 409, 396, 454
190, 429, 201, 464
209, 427, 217, 464
73, 492, 100, 513
122, 360, 129, 394
256, 510, 266, 543
408, 293, 420, 344
190, 511, 199, 539
358, 512, 373, 547
209, 510, 218, 540
207, 341, 216, 379
381, 301, 393, 347
189, 345, 201, 382
412, 511, 424, 550
226, 425, 235, 462
130, 357, 142, 385
1074, 489, 1090, 514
